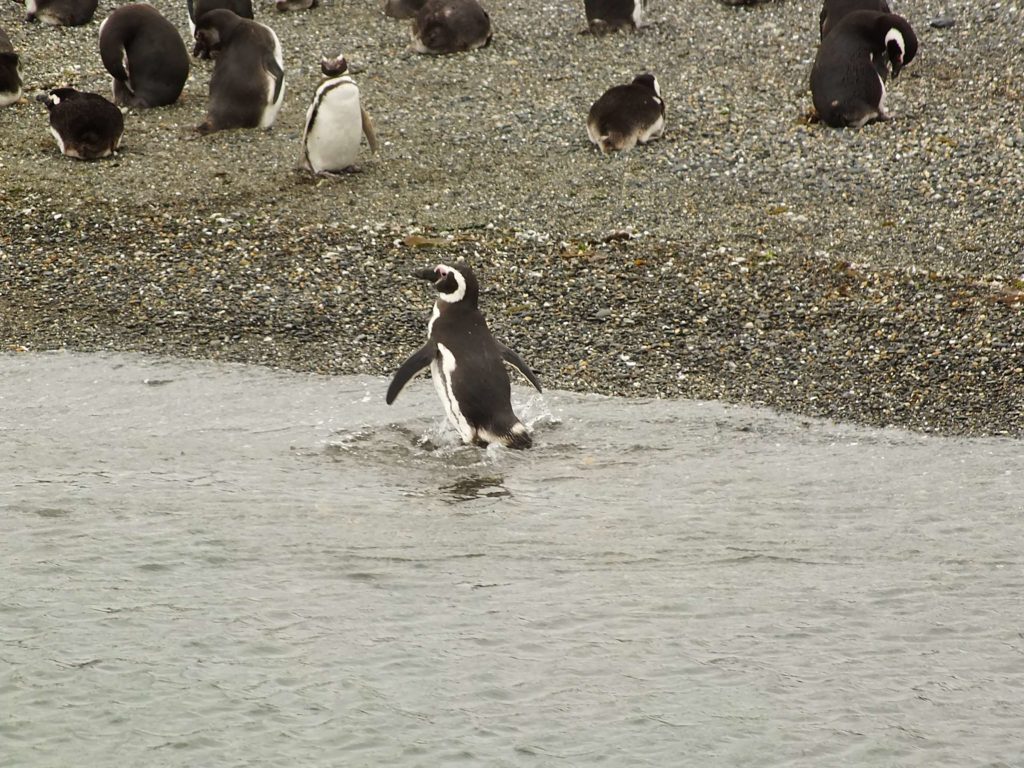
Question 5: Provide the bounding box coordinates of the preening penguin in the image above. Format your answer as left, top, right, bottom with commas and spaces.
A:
194, 10, 286, 134
819, 0, 890, 39
41, 88, 124, 160
386, 263, 543, 449
0, 28, 22, 107
99, 4, 190, 108
587, 73, 665, 153
187, 0, 254, 57
584, 0, 646, 34
301, 55, 379, 175
811, 10, 917, 128
387, 0, 491, 54
24, 0, 97, 26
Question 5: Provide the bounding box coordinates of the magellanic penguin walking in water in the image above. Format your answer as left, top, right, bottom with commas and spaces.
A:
194, 9, 285, 134
811, 10, 917, 128
387, 263, 543, 449
587, 73, 665, 153
301, 55, 379, 175
584, 0, 646, 34
0, 27, 22, 107
40, 87, 124, 160
99, 4, 190, 108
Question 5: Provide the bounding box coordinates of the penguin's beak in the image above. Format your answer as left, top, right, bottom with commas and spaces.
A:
891, 58, 903, 78
412, 267, 438, 281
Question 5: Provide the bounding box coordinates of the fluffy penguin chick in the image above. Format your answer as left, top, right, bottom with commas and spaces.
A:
587, 73, 665, 153
386, 263, 543, 449
194, 9, 286, 134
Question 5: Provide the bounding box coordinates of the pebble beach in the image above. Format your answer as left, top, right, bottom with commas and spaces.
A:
1, 0, 1022, 437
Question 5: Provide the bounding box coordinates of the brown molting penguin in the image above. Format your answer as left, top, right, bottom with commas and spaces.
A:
41, 87, 124, 160
587, 73, 665, 153
187, 0, 254, 57
584, 0, 647, 34
194, 9, 286, 134
0, 28, 22, 107
99, 4, 190, 108
23, 0, 97, 26
384, 0, 491, 54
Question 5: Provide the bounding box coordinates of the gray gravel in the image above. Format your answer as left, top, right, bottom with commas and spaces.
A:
1, 0, 1023, 437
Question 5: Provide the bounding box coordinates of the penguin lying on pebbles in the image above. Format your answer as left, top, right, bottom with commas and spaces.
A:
40, 87, 124, 160
385, 0, 492, 54
584, 0, 646, 34
301, 55, 379, 175
0, 28, 22, 107
819, 0, 890, 39
811, 10, 917, 128
194, 9, 285, 134
187, 0, 254, 57
587, 73, 665, 153
274, 0, 316, 10
387, 263, 543, 449
23, 0, 97, 26
99, 4, 190, 108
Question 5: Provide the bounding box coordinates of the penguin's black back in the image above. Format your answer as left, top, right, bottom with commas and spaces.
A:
585, 0, 640, 31
810, 10, 912, 127
99, 4, 189, 107
430, 303, 521, 437
819, 0, 890, 39
46, 89, 123, 159
589, 75, 663, 137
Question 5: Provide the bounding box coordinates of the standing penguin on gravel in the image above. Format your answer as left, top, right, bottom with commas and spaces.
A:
301, 54, 379, 175
99, 4, 190, 108
386, 263, 543, 449
384, 0, 491, 54
587, 73, 665, 153
40, 87, 124, 160
584, 0, 646, 34
811, 10, 917, 128
0, 28, 22, 107
194, 9, 285, 134
22, 0, 97, 26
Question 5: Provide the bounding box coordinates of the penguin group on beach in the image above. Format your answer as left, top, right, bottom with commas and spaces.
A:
3, 0, 932, 447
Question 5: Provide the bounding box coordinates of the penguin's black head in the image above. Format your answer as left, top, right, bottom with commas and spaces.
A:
882, 17, 917, 77
413, 263, 479, 307
320, 54, 348, 77
632, 73, 661, 97
39, 87, 82, 111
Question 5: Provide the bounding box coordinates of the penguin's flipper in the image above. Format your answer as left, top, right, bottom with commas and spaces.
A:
386, 342, 436, 404
498, 343, 542, 392
264, 54, 285, 105
360, 106, 380, 153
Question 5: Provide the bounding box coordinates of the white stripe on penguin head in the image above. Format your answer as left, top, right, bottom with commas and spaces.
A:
436, 264, 466, 304
884, 28, 905, 61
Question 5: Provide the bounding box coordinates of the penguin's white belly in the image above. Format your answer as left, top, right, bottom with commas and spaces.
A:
258, 28, 285, 128
303, 81, 363, 172
639, 112, 665, 143
431, 344, 474, 443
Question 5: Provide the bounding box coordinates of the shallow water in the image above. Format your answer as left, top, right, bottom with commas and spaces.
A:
2, 352, 1022, 767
